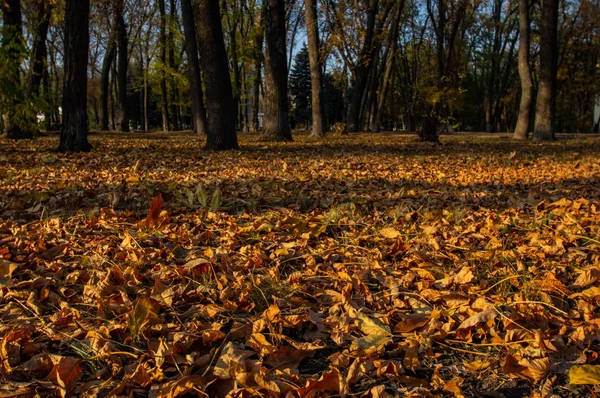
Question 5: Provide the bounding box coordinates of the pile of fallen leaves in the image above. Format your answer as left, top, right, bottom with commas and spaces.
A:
0, 132, 599, 397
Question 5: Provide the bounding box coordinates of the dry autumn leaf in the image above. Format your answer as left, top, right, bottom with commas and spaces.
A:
380, 227, 401, 239
570, 365, 600, 385
1, 133, 600, 397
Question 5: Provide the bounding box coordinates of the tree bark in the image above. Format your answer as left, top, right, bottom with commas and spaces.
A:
59, 0, 91, 152
261, 0, 292, 141
181, 0, 208, 135
100, 42, 116, 131
115, 0, 129, 132
27, 1, 52, 101
1, 0, 32, 139
168, 0, 180, 131
374, 1, 404, 133
251, 33, 264, 133
346, 0, 378, 133
158, 0, 170, 131
513, 0, 532, 139
304, 0, 325, 137
194, 0, 239, 150
533, 0, 558, 141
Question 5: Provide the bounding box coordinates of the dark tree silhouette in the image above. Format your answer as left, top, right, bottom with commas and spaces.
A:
181, 0, 208, 135
261, 0, 292, 141
115, 0, 129, 132
304, 0, 325, 137
59, 0, 92, 152
533, 0, 559, 141
194, 0, 239, 150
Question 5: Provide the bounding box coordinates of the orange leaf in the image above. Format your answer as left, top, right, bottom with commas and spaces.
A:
145, 193, 164, 228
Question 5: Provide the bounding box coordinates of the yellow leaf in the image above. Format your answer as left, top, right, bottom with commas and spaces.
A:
570, 365, 600, 385
581, 286, 600, 298
348, 307, 391, 336
350, 334, 391, 356
380, 227, 401, 239
464, 360, 492, 371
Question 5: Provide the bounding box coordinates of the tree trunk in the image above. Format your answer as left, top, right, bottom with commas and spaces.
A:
168, 0, 180, 131
158, 0, 170, 132
59, 0, 91, 152
261, 0, 292, 141
251, 34, 263, 133
227, 20, 242, 130
514, 0, 533, 140
533, 0, 558, 141
100, 39, 115, 131
1, 0, 32, 139
115, 0, 129, 132
346, 0, 378, 133
374, 2, 404, 133
304, 0, 325, 137
181, 0, 208, 135
27, 1, 52, 100
194, 0, 239, 150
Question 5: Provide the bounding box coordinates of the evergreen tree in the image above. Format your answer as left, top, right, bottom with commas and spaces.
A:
289, 45, 312, 129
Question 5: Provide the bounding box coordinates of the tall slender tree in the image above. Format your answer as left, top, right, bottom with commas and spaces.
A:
59, 0, 91, 152
304, 0, 325, 137
27, 1, 52, 101
115, 0, 129, 132
158, 0, 170, 131
533, 0, 559, 141
251, 31, 264, 133
373, 0, 405, 133
346, 0, 378, 133
194, 0, 239, 149
1, 0, 31, 139
168, 0, 181, 131
181, 0, 208, 135
514, 0, 533, 139
262, 0, 292, 141
100, 40, 116, 131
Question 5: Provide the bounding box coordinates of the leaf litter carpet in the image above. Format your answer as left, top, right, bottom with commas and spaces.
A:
0, 133, 599, 397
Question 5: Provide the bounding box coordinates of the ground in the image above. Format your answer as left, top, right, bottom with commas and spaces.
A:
0, 132, 599, 397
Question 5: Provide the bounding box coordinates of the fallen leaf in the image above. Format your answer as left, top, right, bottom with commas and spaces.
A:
570, 365, 600, 385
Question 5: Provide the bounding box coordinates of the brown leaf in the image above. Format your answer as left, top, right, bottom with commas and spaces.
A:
128, 298, 160, 337
247, 333, 277, 357
38, 244, 68, 261
46, 356, 83, 398
0, 259, 18, 278
503, 354, 549, 383
457, 308, 497, 330
394, 314, 430, 333
297, 368, 341, 398
572, 268, 600, 289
